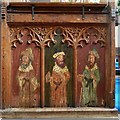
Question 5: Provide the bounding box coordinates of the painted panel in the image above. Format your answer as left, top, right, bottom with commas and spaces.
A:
11, 27, 40, 107
77, 27, 106, 107
45, 27, 73, 107
10, 26, 106, 108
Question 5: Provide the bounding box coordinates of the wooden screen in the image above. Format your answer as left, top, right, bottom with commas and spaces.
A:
8, 25, 106, 108
1, 2, 115, 109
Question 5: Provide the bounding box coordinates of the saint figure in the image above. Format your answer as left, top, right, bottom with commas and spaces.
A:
17, 48, 40, 107
78, 49, 100, 107
46, 51, 70, 107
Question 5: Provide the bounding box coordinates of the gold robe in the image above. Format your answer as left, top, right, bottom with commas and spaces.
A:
17, 63, 39, 107
50, 63, 70, 107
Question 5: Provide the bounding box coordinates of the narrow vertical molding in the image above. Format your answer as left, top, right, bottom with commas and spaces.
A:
109, 1, 116, 108
0, 2, 2, 109
41, 46, 45, 107
1, 3, 11, 108
73, 47, 78, 107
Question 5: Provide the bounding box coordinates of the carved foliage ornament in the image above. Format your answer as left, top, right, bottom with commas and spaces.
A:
10, 26, 106, 48
10, 27, 56, 48
62, 27, 106, 48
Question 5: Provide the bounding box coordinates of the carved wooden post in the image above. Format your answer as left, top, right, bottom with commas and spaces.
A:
0, 3, 2, 109
1, 3, 11, 108
73, 46, 78, 107
108, 1, 116, 108
41, 46, 45, 107
41, 29, 56, 107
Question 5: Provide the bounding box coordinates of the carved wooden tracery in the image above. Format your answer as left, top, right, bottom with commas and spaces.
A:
10, 26, 106, 107
10, 26, 106, 48
10, 27, 56, 48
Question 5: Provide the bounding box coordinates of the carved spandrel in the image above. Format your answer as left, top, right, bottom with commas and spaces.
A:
10, 28, 23, 48
62, 27, 89, 48
29, 27, 56, 47
61, 27, 106, 48
10, 26, 106, 48
84, 27, 106, 47
10, 27, 56, 48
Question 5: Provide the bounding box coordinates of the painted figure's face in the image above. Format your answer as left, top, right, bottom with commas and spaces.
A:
21, 55, 30, 69
21, 55, 29, 65
56, 55, 65, 68
56, 55, 64, 65
88, 54, 95, 66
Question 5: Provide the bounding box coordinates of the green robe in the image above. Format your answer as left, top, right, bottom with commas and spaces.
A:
81, 63, 100, 107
